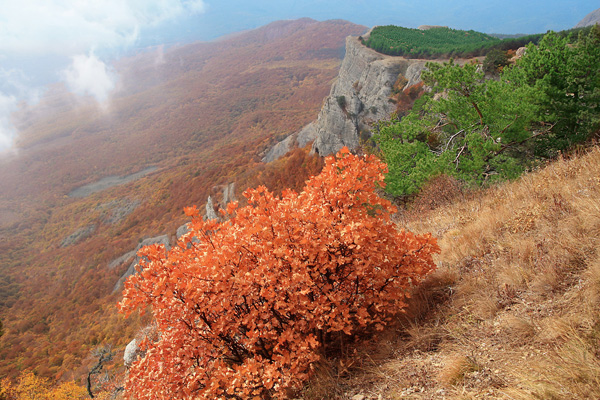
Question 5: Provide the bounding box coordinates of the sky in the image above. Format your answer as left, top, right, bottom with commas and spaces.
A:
0, 0, 597, 153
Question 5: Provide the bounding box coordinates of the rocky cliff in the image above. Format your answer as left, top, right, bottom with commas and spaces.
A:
263, 35, 427, 161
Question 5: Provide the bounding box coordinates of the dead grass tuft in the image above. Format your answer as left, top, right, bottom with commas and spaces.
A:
300, 359, 346, 400
439, 354, 481, 386
506, 329, 600, 400
499, 315, 536, 342
400, 267, 457, 323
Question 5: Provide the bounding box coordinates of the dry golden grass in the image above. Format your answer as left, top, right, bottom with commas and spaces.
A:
439, 354, 481, 386
304, 147, 600, 399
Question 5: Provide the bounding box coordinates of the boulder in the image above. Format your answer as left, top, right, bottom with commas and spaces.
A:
123, 338, 140, 367
123, 325, 159, 367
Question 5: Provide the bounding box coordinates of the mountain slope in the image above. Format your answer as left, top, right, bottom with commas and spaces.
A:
0, 18, 366, 380
575, 8, 600, 28
305, 147, 600, 399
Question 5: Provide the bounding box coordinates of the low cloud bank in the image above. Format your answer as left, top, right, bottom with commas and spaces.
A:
62, 53, 117, 104
0, 0, 207, 153
0, 92, 17, 153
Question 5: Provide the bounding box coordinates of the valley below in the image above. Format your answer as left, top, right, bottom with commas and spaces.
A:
0, 18, 366, 381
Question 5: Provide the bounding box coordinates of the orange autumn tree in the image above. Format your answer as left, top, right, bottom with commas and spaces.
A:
119, 148, 439, 399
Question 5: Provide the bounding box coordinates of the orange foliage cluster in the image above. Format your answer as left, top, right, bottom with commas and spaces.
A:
119, 148, 439, 399
391, 81, 425, 117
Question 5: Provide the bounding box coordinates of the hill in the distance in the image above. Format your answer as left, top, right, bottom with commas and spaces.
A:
575, 8, 600, 28
0, 18, 366, 380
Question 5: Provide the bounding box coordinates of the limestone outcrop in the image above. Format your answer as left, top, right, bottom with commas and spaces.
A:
111, 180, 238, 293
60, 224, 96, 247
112, 235, 171, 293
205, 196, 219, 221
263, 35, 427, 160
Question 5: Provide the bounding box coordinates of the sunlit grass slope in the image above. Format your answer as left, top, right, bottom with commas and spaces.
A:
304, 146, 600, 399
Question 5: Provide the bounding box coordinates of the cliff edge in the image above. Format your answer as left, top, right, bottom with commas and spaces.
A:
263, 35, 427, 161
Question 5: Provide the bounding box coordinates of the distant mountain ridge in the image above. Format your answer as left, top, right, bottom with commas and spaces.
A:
575, 8, 600, 28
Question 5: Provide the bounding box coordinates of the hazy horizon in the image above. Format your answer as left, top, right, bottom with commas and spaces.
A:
0, 0, 597, 153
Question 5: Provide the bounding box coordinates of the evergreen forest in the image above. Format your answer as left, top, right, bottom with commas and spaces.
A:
374, 27, 600, 196
362, 25, 593, 59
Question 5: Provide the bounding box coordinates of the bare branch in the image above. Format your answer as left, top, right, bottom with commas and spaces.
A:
87, 345, 115, 399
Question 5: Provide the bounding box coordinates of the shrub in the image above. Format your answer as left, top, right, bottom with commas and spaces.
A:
119, 148, 439, 399
483, 48, 509, 75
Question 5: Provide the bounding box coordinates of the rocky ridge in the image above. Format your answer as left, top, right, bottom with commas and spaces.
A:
263, 35, 427, 161
111, 182, 236, 292
112, 235, 171, 293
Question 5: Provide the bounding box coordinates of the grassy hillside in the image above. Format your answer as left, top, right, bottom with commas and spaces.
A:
302, 146, 600, 399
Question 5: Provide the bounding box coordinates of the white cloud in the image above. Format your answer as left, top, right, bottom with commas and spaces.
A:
0, 68, 41, 104
61, 53, 116, 103
0, 0, 207, 55
0, 1, 207, 151
0, 92, 18, 153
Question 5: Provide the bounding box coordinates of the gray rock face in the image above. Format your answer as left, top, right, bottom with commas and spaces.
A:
575, 8, 600, 28
176, 223, 190, 239
403, 62, 428, 90
205, 196, 219, 221
61, 224, 96, 247
97, 199, 141, 225
68, 167, 157, 198
262, 122, 318, 163
262, 135, 295, 163
108, 250, 136, 270
113, 235, 171, 293
263, 35, 427, 160
311, 36, 426, 156
296, 121, 318, 148
222, 182, 236, 206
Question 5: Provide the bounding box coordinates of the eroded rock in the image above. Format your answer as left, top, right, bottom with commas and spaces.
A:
112, 235, 170, 293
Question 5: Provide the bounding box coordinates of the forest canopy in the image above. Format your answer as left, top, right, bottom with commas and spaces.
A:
362, 25, 579, 59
